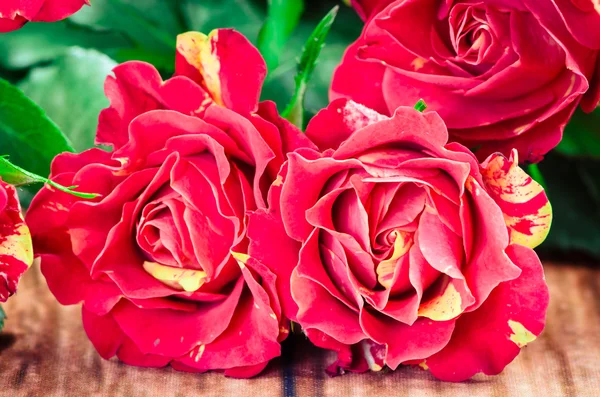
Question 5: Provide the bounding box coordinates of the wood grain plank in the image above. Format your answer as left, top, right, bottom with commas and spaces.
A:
0, 262, 598, 397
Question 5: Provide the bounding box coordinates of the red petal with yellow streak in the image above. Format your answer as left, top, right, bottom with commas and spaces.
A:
480, 149, 552, 249
0, 181, 33, 302
176, 29, 267, 115
426, 244, 549, 381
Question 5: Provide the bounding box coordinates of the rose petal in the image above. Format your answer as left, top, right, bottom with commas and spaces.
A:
111, 276, 244, 357
333, 107, 449, 160
292, 265, 366, 345
248, 164, 302, 321
360, 308, 456, 369
176, 29, 266, 114
417, 209, 464, 280
98, 62, 209, 149
426, 244, 549, 381
281, 152, 361, 241
460, 177, 522, 308
172, 282, 280, 374
330, 40, 389, 114
306, 98, 388, 151
480, 149, 552, 249
0, 15, 26, 32
82, 309, 126, 360
33, 0, 87, 22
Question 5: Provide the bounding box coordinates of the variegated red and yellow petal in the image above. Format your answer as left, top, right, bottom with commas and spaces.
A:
0, 183, 33, 302
417, 277, 474, 322
176, 30, 223, 106
426, 244, 549, 381
175, 29, 267, 114
417, 279, 462, 321
0, 223, 33, 269
480, 149, 552, 249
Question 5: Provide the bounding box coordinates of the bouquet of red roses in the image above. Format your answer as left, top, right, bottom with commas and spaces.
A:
1, 0, 597, 384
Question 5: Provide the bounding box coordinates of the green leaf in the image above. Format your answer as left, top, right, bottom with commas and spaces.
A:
283, 6, 339, 128
261, 2, 362, 115
69, 0, 182, 50
0, 157, 100, 199
0, 305, 5, 333
414, 99, 427, 112
538, 152, 600, 257
0, 21, 128, 70
556, 107, 600, 157
0, 78, 73, 178
258, 0, 304, 72
18, 48, 117, 152
113, 48, 174, 71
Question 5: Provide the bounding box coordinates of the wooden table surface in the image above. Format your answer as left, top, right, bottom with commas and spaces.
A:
0, 262, 599, 397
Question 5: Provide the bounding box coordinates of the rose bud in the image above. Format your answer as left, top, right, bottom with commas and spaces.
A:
26, 29, 315, 378
248, 99, 552, 381
0, 0, 89, 33
331, 0, 600, 163
0, 180, 33, 303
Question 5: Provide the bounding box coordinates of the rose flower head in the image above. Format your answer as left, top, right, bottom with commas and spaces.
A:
0, 180, 33, 303
248, 99, 552, 382
0, 0, 89, 33
27, 29, 315, 378
332, 0, 600, 162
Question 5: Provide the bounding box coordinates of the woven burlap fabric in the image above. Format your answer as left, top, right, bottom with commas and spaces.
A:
0, 263, 598, 397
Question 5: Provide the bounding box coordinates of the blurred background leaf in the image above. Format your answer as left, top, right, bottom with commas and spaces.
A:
182, 0, 265, 42
258, 0, 304, 71
0, 22, 128, 72
556, 107, 600, 158
533, 98, 600, 259
538, 153, 600, 258
18, 48, 117, 152
0, 79, 73, 177
0, 78, 75, 205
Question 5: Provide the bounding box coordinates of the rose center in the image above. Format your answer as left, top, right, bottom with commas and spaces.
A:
375, 229, 414, 290
448, 3, 500, 66
137, 199, 191, 267
135, 187, 209, 291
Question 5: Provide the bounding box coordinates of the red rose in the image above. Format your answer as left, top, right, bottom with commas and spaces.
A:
249, 99, 551, 381
27, 29, 314, 378
0, 0, 89, 32
0, 180, 33, 302
332, 0, 600, 162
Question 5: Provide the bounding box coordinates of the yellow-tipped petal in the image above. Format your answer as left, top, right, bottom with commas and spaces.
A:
176, 30, 223, 106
